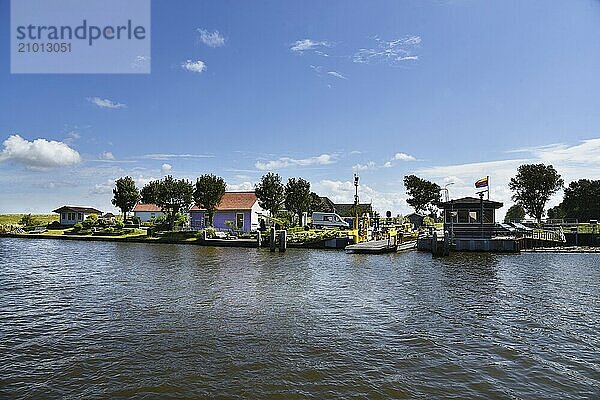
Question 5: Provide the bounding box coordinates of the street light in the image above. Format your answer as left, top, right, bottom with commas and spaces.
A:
442, 182, 454, 202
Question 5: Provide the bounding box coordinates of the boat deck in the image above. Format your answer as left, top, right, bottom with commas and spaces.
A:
345, 239, 397, 254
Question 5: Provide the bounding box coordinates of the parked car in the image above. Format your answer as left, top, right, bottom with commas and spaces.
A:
310, 212, 350, 229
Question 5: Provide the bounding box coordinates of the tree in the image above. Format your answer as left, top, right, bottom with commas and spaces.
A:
509, 164, 564, 223
403, 175, 442, 216
19, 214, 38, 227
308, 192, 330, 213
194, 174, 226, 226
285, 178, 311, 225
255, 173, 285, 219
112, 176, 141, 221
547, 205, 566, 220
141, 175, 194, 229
559, 179, 600, 222
504, 204, 525, 223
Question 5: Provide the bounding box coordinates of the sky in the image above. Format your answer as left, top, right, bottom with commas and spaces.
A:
1, 0, 600, 218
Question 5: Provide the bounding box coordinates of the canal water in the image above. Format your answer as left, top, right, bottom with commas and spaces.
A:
0, 238, 598, 399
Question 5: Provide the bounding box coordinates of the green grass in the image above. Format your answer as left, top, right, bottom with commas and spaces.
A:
0, 214, 58, 225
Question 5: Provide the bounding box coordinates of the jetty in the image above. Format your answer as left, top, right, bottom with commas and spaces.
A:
345, 238, 397, 254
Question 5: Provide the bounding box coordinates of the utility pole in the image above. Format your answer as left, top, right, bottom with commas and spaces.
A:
354, 174, 359, 233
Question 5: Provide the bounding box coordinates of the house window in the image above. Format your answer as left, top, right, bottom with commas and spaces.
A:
468, 211, 480, 223
62, 213, 66, 220
204, 215, 210, 227
78, 213, 83, 220
236, 213, 244, 230
458, 210, 469, 223
445, 211, 458, 223
483, 209, 494, 223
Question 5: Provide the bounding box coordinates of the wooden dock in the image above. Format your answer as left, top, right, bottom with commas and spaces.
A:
345, 239, 397, 254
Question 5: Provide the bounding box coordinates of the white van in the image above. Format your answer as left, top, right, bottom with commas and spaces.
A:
311, 212, 350, 229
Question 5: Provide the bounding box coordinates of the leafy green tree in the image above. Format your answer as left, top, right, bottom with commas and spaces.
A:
255, 173, 285, 219
509, 164, 564, 223
403, 175, 442, 216
547, 205, 566, 220
558, 179, 600, 222
504, 204, 525, 223
194, 174, 226, 226
141, 176, 194, 229
19, 214, 38, 227
285, 178, 311, 225
112, 176, 141, 221
308, 192, 330, 213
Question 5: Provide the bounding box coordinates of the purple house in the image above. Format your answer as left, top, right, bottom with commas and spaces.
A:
189, 192, 266, 232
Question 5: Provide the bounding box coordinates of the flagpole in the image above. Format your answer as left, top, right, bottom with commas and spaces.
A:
487, 175, 490, 200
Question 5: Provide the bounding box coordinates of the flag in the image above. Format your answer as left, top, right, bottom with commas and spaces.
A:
475, 177, 489, 188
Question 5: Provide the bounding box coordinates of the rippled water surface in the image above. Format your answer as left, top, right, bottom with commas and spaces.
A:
1, 238, 599, 399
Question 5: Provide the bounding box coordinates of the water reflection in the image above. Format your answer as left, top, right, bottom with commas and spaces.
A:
0, 238, 598, 399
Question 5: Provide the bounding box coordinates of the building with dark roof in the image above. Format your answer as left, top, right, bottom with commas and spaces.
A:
439, 196, 503, 238
53, 206, 103, 226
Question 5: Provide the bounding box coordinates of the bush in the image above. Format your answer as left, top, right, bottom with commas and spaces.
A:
205, 227, 216, 238
48, 220, 62, 228
82, 214, 98, 229
19, 214, 39, 227
73, 223, 83, 232
114, 220, 125, 229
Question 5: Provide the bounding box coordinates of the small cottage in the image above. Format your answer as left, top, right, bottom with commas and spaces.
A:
53, 206, 103, 226
440, 196, 503, 238
132, 203, 165, 222
189, 192, 266, 232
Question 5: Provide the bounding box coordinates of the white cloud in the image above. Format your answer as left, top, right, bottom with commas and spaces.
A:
161, 163, 172, 174
393, 152, 416, 161
353, 35, 421, 66
181, 59, 206, 73
87, 97, 126, 109
255, 154, 335, 170
327, 71, 348, 80
197, 29, 225, 47
314, 179, 408, 215
352, 161, 376, 171
101, 151, 115, 160
290, 39, 332, 53
227, 181, 254, 191
141, 153, 214, 160
383, 161, 393, 168
0, 134, 81, 168
92, 179, 115, 194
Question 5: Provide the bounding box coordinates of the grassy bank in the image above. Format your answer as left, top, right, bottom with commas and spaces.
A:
0, 214, 59, 225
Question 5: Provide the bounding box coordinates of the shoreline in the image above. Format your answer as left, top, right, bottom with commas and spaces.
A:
2, 233, 600, 253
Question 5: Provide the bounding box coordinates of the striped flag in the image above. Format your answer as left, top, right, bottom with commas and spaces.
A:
475, 177, 489, 188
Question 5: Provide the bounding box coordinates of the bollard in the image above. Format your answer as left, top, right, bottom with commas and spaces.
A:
256, 230, 261, 247
432, 231, 438, 255
278, 230, 287, 252
202, 229, 207, 241
269, 228, 276, 252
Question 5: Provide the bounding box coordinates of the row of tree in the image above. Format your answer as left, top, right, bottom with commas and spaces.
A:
111, 173, 331, 229
404, 163, 598, 223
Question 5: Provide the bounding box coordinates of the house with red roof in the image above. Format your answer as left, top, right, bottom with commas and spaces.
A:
189, 191, 266, 232
132, 203, 165, 222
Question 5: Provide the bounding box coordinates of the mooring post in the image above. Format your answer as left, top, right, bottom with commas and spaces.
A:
202, 229, 207, 241
256, 230, 261, 247
443, 231, 450, 256
278, 230, 287, 252
432, 231, 438, 255
269, 228, 276, 252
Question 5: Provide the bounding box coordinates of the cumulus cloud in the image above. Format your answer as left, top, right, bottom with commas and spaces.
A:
290, 39, 332, 53
101, 151, 115, 160
91, 179, 115, 194
353, 35, 421, 66
0, 134, 81, 168
181, 59, 206, 73
255, 154, 335, 170
227, 181, 254, 191
314, 179, 408, 215
197, 28, 225, 47
161, 163, 172, 174
87, 97, 126, 109
393, 152, 416, 161
352, 161, 376, 171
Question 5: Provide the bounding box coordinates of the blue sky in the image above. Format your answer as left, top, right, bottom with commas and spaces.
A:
1, 0, 600, 217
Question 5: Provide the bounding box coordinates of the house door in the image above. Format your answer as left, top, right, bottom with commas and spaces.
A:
236, 213, 244, 230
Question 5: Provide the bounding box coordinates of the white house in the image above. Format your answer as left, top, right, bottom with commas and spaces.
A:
53, 206, 103, 226
132, 203, 165, 222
